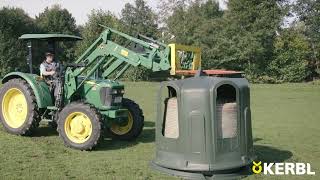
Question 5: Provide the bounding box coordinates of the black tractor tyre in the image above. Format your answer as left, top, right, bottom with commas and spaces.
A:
0, 78, 40, 135
57, 102, 103, 150
109, 98, 144, 141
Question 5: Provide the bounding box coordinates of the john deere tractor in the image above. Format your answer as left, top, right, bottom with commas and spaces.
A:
0, 25, 201, 150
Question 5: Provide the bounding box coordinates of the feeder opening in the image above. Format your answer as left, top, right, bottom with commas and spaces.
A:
216, 84, 239, 153
162, 86, 179, 139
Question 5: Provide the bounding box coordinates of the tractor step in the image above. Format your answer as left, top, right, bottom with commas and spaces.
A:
41, 119, 53, 122
47, 106, 58, 110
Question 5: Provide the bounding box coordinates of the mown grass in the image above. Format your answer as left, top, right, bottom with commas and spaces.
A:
0, 82, 319, 180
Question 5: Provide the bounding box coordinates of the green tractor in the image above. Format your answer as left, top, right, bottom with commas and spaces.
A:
0, 25, 201, 150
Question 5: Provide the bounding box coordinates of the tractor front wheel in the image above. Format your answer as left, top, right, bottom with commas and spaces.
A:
57, 102, 103, 150
0, 78, 40, 135
109, 98, 144, 140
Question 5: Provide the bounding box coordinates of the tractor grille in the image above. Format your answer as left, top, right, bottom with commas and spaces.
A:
100, 87, 112, 107
163, 97, 179, 139
100, 87, 123, 107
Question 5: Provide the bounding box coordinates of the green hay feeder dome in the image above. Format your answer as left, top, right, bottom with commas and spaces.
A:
151, 75, 255, 179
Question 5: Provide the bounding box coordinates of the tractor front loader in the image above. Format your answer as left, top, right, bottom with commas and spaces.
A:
0, 25, 201, 150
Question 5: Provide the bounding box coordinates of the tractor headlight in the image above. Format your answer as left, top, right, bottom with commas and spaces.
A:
111, 89, 124, 94
111, 89, 118, 94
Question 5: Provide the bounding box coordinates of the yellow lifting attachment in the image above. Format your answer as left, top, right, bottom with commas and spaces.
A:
168, 44, 201, 75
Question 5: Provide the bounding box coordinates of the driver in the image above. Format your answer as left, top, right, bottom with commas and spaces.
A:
40, 52, 59, 80
40, 52, 61, 103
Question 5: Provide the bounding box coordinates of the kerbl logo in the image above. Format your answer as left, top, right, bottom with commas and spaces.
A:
252, 161, 315, 175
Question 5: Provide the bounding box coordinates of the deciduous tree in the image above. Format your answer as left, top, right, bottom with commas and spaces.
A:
0, 7, 36, 76
36, 5, 79, 63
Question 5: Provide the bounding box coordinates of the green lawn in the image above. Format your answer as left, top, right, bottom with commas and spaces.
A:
0, 82, 319, 180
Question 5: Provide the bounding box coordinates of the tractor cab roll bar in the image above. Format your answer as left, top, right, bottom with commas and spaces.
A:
19, 34, 83, 73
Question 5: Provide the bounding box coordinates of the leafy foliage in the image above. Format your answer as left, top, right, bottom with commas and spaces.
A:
120, 0, 159, 81
294, 0, 320, 78
120, 0, 159, 38
268, 28, 311, 82
162, 0, 284, 77
35, 5, 78, 34
0, 7, 36, 76
35, 5, 79, 63
75, 9, 120, 57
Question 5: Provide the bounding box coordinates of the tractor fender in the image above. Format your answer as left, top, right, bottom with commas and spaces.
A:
2, 72, 53, 108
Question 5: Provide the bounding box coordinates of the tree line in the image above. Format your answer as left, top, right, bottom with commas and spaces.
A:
0, 0, 319, 83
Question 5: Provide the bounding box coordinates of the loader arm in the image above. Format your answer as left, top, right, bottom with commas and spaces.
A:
64, 25, 201, 99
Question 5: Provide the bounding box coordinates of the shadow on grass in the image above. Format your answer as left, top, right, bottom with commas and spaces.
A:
254, 145, 293, 163
240, 144, 294, 178
252, 137, 292, 162
30, 126, 58, 137
253, 138, 263, 143
29, 125, 294, 163
96, 125, 155, 151
144, 121, 155, 127
234, 145, 293, 178
28, 121, 156, 150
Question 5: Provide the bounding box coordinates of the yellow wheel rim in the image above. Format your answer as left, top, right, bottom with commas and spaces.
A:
64, 112, 92, 144
110, 111, 133, 135
2, 88, 28, 128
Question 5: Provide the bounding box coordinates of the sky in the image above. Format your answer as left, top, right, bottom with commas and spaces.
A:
0, 0, 228, 25
0, 0, 158, 25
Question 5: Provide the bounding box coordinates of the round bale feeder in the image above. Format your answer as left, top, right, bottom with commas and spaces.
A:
151, 72, 255, 180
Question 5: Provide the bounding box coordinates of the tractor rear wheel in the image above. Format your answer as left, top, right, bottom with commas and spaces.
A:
0, 78, 40, 135
109, 98, 144, 140
57, 102, 103, 150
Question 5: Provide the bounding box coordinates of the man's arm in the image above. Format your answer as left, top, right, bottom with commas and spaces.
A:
40, 64, 55, 76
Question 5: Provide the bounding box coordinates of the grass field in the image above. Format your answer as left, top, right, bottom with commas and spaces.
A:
0, 82, 319, 180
